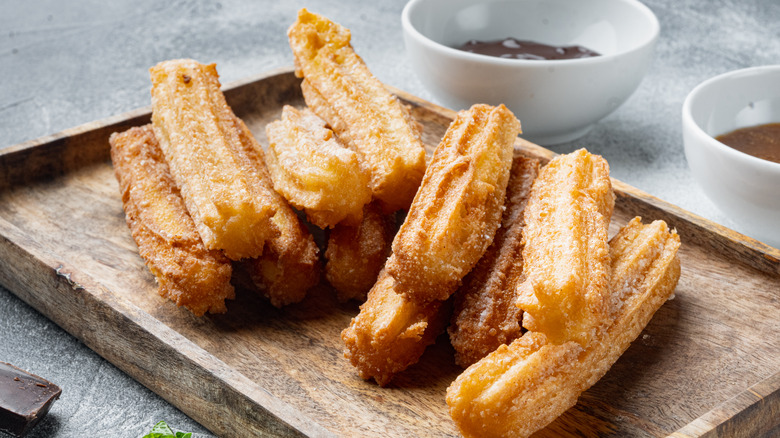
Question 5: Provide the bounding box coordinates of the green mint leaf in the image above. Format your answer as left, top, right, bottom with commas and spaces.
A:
143, 420, 182, 438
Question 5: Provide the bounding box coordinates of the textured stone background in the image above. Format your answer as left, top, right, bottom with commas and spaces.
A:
0, 0, 778, 436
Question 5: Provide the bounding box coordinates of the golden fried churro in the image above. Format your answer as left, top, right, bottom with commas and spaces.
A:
244, 238, 321, 308
265, 105, 372, 228
516, 148, 615, 346
150, 59, 275, 260
341, 270, 450, 386
233, 115, 321, 307
288, 9, 427, 212
386, 104, 520, 303
447, 217, 681, 438
325, 201, 395, 302
299, 79, 355, 151
109, 125, 234, 316
448, 155, 540, 367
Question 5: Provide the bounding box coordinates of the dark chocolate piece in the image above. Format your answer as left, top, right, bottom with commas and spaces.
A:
0, 362, 61, 437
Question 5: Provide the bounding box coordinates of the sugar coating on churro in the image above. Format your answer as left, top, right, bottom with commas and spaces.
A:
516, 148, 615, 346
325, 201, 395, 303
150, 59, 275, 260
233, 113, 321, 308
265, 105, 372, 229
387, 104, 520, 303
448, 155, 540, 367
289, 9, 427, 212
109, 124, 234, 316
341, 270, 449, 387
447, 217, 681, 438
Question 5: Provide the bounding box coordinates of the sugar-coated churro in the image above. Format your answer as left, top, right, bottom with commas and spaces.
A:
109, 124, 234, 316
448, 155, 540, 367
325, 201, 395, 303
233, 114, 321, 307
447, 217, 681, 438
341, 270, 450, 387
265, 105, 372, 229
288, 9, 427, 212
244, 240, 321, 308
386, 104, 520, 303
516, 148, 615, 346
150, 59, 275, 260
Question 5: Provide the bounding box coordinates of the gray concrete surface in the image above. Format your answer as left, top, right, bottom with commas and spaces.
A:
0, 0, 778, 436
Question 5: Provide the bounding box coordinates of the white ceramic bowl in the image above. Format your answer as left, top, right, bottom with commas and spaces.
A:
682, 65, 780, 249
401, 0, 659, 145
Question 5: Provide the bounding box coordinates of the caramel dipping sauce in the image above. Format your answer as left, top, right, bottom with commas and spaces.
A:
715, 123, 780, 164
456, 37, 600, 60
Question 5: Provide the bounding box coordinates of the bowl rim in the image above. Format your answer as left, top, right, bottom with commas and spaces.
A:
401, 0, 660, 67
682, 64, 780, 171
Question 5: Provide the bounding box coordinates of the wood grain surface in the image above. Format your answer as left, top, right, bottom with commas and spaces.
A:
0, 67, 778, 437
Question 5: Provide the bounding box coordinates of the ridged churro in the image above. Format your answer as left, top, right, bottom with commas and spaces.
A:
151, 59, 320, 305
341, 270, 450, 387
265, 105, 372, 228
109, 125, 234, 316
386, 104, 520, 303
447, 217, 681, 438
150, 59, 275, 260
448, 155, 540, 367
325, 201, 395, 302
516, 148, 615, 346
288, 9, 427, 212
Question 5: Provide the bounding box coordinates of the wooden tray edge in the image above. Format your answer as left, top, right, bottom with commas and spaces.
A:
669, 371, 780, 438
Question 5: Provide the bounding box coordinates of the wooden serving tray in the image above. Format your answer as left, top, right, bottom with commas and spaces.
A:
1, 67, 778, 438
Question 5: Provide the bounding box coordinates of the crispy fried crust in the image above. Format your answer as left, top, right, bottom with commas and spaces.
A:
265, 105, 372, 228
340, 105, 519, 385
516, 148, 615, 346
300, 79, 357, 153
288, 9, 427, 212
244, 242, 321, 308
341, 270, 450, 386
149, 59, 275, 260
109, 125, 234, 316
325, 201, 395, 302
386, 104, 520, 303
448, 156, 540, 367
234, 115, 321, 307
446, 217, 681, 438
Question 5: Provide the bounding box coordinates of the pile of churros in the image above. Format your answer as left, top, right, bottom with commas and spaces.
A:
109, 8, 681, 437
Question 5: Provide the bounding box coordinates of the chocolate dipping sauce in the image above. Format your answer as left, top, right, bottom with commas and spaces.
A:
457, 37, 601, 60
715, 123, 780, 164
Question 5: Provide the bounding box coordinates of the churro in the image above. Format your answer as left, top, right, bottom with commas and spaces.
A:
325, 201, 395, 302
244, 240, 321, 308
448, 155, 540, 367
447, 217, 681, 438
150, 59, 275, 260
386, 104, 520, 303
341, 270, 450, 387
288, 9, 427, 212
265, 105, 372, 228
233, 114, 321, 307
516, 148, 615, 346
109, 125, 234, 316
